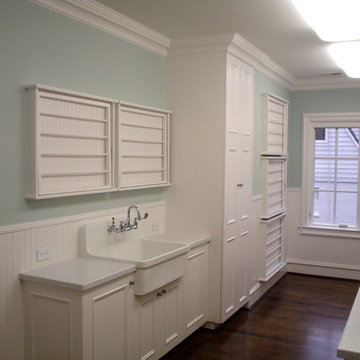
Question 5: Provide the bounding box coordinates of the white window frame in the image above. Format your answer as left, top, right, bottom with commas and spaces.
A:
300, 112, 360, 238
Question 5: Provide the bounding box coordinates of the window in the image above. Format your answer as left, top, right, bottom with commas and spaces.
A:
302, 113, 360, 235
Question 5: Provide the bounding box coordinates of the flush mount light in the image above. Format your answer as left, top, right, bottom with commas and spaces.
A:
292, 0, 360, 41
328, 42, 360, 78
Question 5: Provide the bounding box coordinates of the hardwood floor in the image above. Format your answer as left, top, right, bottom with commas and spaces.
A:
163, 274, 359, 360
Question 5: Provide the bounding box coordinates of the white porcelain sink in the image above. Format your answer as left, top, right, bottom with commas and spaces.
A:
79, 221, 189, 295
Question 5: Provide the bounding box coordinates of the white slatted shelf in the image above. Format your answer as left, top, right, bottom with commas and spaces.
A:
266, 243, 283, 255
267, 189, 283, 197
40, 112, 108, 123
26, 84, 115, 199
267, 224, 283, 235
267, 233, 283, 246
266, 253, 283, 267
119, 102, 170, 190
267, 179, 282, 186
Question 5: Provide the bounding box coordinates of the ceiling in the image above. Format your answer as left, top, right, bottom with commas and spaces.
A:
95, 0, 344, 81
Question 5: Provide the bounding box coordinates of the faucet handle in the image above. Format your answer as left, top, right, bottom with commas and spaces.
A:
111, 217, 115, 225
141, 212, 149, 220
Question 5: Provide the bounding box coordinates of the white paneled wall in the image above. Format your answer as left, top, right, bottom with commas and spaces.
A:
286, 189, 360, 279
0, 202, 165, 360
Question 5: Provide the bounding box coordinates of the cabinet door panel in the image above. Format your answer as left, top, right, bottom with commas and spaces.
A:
134, 293, 159, 360
93, 285, 129, 360
184, 246, 208, 331
162, 282, 182, 347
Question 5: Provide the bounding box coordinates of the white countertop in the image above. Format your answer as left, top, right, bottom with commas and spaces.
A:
146, 233, 211, 249
338, 286, 360, 360
19, 257, 135, 291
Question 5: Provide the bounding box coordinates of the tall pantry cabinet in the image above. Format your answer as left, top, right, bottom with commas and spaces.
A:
165, 34, 254, 324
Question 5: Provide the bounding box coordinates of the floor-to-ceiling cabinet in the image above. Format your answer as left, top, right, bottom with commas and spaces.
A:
221, 54, 253, 321
165, 34, 254, 324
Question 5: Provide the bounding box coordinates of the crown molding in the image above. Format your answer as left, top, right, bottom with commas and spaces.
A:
29, 0, 360, 90
28, 0, 170, 56
293, 76, 360, 91
169, 33, 296, 89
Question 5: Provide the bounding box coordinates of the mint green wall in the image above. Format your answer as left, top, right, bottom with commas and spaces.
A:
0, 0, 166, 226
289, 88, 360, 188
253, 71, 291, 195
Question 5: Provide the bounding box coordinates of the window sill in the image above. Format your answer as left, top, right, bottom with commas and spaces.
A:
298, 225, 360, 239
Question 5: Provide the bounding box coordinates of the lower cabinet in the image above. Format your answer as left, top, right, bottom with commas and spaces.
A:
133, 279, 183, 360
22, 243, 209, 360
22, 274, 134, 360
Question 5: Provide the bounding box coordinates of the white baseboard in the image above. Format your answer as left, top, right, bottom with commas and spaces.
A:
287, 259, 360, 280
245, 268, 287, 309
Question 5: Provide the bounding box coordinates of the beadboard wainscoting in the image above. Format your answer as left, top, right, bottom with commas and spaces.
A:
0, 201, 165, 360
286, 188, 360, 280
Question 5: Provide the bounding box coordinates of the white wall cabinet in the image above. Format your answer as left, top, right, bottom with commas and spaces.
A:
261, 93, 288, 156
259, 93, 288, 282
259, 212, 287, 281
25, 84, 116, 199
118, 102, 171, 190
22, 274, 134, 360
221, 54, 253, 321
260, 156, 287, 219
26, 85, 171, 199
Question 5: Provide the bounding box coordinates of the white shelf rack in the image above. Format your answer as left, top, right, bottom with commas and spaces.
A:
259, 212, 287, 282
26, 85, 172, 199
259, 93, 289, 282
261, 93, 289, 156
25, 84, 116, 199
118, 102, 171, 190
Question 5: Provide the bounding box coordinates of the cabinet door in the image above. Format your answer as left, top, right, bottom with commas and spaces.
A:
133, 290, 161, 360
83, 276, 134, 360
221, 54, 253, 321
133, 279, 183, 360
159, 280, 183, 355
183, 245, 208, 333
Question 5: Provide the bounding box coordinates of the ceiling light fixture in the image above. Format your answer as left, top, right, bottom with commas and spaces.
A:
328, 42, 360, 78
291, 0, 360, 42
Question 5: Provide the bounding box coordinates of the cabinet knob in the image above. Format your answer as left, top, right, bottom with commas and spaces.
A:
157, 292, 162, 297
162, 289, 167, 294
129, 280, 135, 286
237, 184, 243, 187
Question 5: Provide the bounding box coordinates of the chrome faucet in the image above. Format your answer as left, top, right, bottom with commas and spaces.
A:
107, 205, 148, 233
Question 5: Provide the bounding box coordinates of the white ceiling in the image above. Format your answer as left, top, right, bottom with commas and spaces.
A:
95, 0, 345, 80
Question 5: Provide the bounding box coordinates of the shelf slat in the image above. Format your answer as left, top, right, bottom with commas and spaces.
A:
121, 139, 164, 145
41, 153, 108, 158
121, 122, 164, 130
122, 154, 164, 159
40, 133, 108, 140
121, 169, 164, 174
41, 170, 108, 178
40, 112, 108, 123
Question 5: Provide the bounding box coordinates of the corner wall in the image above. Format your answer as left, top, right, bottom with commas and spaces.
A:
287, 88, 360, 279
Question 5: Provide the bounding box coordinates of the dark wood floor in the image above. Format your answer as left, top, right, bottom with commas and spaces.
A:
163, 274, 359, 360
